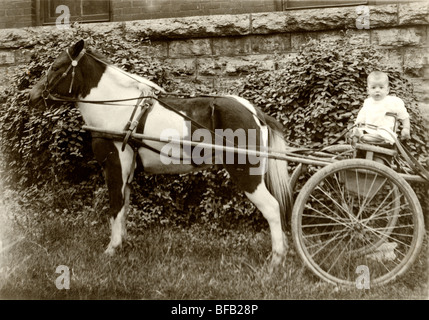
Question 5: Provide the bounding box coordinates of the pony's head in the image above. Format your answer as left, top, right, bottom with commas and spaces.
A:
29, 40, 106, 108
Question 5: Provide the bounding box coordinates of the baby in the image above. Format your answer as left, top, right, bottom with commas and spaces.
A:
354, 71, 410, 144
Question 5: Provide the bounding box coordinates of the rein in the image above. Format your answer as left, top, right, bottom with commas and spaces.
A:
41, 48, 281, 159
45, 92, 155, 105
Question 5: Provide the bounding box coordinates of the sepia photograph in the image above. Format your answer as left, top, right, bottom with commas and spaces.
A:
0, 0, 428, 305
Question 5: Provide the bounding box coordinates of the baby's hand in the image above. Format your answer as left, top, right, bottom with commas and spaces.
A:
352, 127, 363, 137
401, 128, 411, 140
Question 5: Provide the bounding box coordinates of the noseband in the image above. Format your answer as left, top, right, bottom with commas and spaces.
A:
42, 48, 86, 106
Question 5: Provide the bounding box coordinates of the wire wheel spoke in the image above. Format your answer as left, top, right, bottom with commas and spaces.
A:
292, 159, 424, 286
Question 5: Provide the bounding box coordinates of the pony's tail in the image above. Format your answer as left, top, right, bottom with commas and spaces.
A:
264, 117, 292, 231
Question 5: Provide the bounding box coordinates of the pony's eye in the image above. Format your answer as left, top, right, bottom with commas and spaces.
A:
52, 65, 60, 72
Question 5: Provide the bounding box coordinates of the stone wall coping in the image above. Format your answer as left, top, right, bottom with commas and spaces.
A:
0, 2, 427, 48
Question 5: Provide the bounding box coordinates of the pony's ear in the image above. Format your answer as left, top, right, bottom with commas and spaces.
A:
71, 40, 85, 58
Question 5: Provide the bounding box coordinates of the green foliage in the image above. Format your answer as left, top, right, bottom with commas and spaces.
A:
0, 27, 170, 188
1, 94, 94, 187
129, 169, 264, 230
0, 25, 261, 230
1, 28, 427, 229
238, 37, 428, 158
237, 36, 428, 217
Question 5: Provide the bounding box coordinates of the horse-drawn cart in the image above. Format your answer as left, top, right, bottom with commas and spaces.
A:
84, 122, 428, 287
29, 40, 428, 288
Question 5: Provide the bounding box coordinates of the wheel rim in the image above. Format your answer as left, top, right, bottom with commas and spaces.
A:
293, 159, 424, 287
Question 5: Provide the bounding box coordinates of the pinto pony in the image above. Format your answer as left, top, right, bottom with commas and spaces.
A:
29, 40, 292, 267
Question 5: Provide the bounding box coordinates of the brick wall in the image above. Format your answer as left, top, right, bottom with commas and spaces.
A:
0, 0, 34, 29
0, 1, 409, 29
1, 2, 428, 123
112, 0, 280, 21
0, 0, 281, 29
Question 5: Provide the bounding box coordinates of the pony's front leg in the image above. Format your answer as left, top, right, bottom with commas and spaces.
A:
92, 139, 135, 256
105, 182, 131, 256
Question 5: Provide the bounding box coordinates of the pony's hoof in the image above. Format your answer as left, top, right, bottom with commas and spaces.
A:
268, 252, 285, 273
104, 247, 115, 256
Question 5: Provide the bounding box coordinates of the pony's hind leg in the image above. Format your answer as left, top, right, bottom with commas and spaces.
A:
92, 139, 135, 256
245, 181, 287, 270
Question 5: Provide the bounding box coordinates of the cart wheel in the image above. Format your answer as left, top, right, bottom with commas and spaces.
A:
292, 159, 425, 287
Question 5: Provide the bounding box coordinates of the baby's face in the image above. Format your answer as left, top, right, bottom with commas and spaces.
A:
367, 78, 389, 101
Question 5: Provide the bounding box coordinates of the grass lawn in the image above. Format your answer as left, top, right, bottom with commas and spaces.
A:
0, 191, 427, 300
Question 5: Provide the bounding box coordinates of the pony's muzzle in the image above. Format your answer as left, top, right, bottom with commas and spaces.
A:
28, 77, 46, 108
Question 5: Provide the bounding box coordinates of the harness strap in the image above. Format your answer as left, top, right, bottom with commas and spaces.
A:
123, 92, 146, 131
48, 93, 263, 151
121, 94, 154, 151
43, 47, 287, 151
123, 95, 157, 183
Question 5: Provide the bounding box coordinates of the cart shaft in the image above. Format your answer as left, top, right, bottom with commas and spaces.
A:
83, 125, 334, 167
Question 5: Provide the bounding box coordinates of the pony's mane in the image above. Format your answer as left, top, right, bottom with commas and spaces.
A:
85, 46, 165, 94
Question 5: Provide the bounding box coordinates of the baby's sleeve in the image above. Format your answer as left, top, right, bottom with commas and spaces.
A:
393, 97, 409, 120
355, 99, 369, 124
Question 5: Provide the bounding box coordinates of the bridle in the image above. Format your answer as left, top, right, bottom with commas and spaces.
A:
41, 48, 87, 106
40, 48, 162, 107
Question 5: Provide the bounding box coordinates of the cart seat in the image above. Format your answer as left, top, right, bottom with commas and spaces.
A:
359, 133, 392, 146
353, 112, 399, 165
